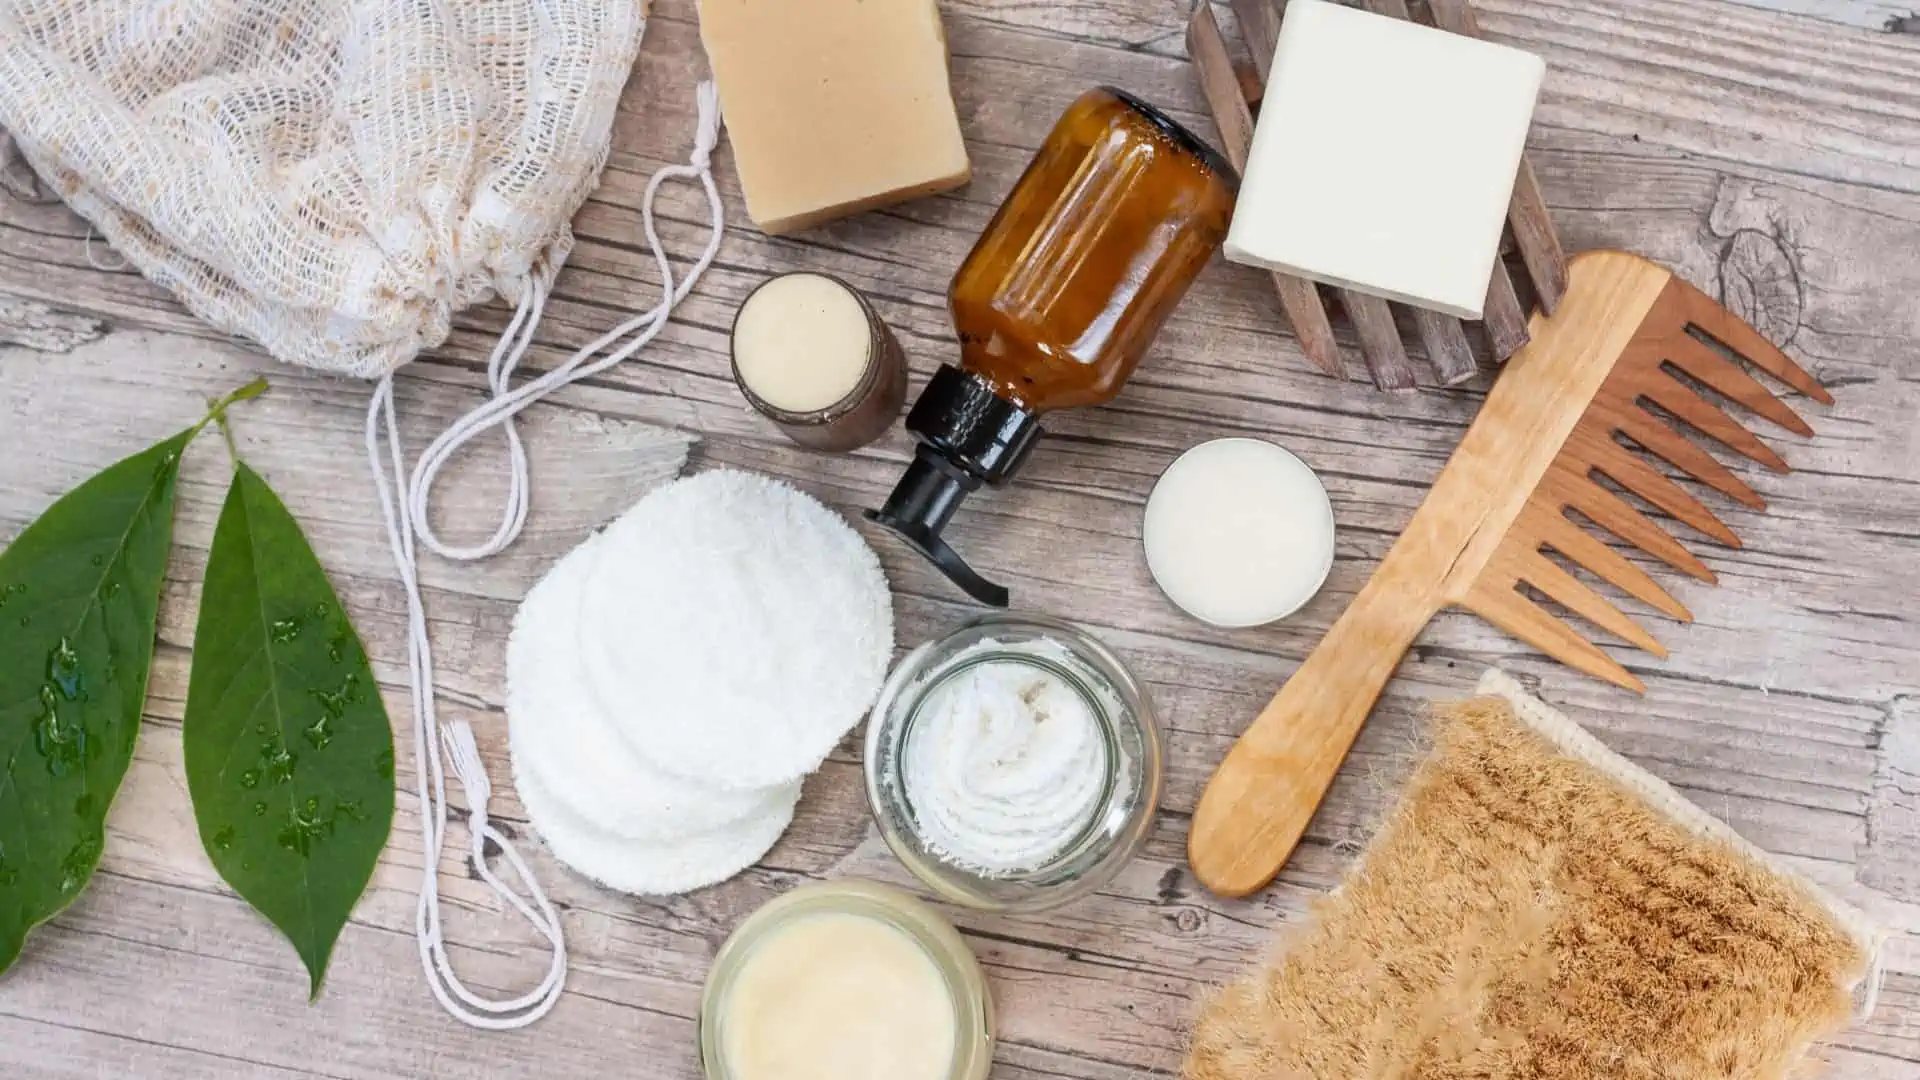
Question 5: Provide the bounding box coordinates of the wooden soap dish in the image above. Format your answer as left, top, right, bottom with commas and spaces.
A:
1188, 0, 1569, 390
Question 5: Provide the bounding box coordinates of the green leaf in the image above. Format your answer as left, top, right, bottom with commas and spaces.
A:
183, 462, 394, 999
0, 428, 193, 974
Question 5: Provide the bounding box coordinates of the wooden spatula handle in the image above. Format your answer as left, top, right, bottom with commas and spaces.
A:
1187, 547, 1447, 897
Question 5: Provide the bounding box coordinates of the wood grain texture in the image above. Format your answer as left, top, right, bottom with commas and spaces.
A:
0, 0, 1917, 1075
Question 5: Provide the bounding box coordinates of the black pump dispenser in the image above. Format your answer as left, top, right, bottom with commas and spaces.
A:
866, 87, 1237, 607
865, 365, 1040, 607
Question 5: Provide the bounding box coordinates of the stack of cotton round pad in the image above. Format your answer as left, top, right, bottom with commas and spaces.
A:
506, 469, 894, 895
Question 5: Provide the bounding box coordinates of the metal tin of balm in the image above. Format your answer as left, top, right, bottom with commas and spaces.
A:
1142, 437, 1336, 628
699, 879, 993, 1080
730, 271, 909, 452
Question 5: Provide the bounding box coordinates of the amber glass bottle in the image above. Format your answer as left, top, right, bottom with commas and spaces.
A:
869, 87, 1237, 606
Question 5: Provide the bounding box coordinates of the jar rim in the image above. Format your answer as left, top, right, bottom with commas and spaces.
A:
862, 613, 1164, 912
698, 879, 993, 1080
729, 270, 885, 425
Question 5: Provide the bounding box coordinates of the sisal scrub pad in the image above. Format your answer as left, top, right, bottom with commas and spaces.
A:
1185, 670, 1882, 1080
580, 470, 894, 790
511, 737, 800, 896
507, 532, 795, 842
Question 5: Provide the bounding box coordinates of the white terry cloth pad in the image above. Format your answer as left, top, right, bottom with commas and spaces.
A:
580, 470, 894, 791
508, 531, 797, 842
511, 735, 800, 897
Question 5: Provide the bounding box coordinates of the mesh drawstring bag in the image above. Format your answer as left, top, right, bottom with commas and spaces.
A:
0, 0, 728, 1028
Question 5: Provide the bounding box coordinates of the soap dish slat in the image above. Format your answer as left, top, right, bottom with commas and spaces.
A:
1188, 0, 1571, 389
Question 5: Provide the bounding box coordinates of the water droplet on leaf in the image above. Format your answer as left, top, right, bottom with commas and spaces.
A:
269, 616, 301, 644
212, 825, 235, 851
253, 801, 268, 817
303, 715, 333, 750
311, 674, 359, 719
277, 798, 333, 857
239, 768, 261, 790
261, 739, 297, 784
34, 687, 86, 777
310, 602, 330, 619
57, 833, 102, 893
90, 553, 105, 567
47, 637, 84, 701
375, 746, 395, 781
105, 581, 122, 599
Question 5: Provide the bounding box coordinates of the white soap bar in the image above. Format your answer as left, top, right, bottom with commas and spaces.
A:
1142, 438, 1335, 628
1224, 0, 1544, 318
732, 273, 871, 413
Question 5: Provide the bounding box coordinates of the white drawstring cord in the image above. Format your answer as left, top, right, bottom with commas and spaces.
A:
1858, 938, 1888, 1022
363, 81, 725, 1030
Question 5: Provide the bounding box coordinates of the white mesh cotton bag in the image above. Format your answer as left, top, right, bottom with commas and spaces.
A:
0, 0, 729, 1030
0, 0, 650, 375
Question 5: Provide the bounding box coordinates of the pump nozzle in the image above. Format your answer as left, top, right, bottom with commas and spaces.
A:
865, 365, 1041, 608
866, 449, 1008, 606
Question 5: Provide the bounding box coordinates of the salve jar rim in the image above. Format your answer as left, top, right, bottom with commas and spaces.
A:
728, 270, 886, 425
1144, 436, 1338, 629
698, 878, 993, 1080
863, 613, 1164, 913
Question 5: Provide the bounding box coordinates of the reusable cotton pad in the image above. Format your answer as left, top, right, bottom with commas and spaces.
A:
511, 742, 800, 896
1143, 438, 1335, 628
580, 470, 894, 790
507, 532, 794, 842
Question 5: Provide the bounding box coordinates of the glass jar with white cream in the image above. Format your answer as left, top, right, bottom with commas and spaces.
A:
699, 879, 992, 1080
864, 614, 1163, 912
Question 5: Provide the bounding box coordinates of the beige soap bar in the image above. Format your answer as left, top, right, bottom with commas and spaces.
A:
699, 0, 971, 235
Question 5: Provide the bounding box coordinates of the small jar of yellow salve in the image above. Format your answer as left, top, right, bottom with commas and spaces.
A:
698, 879, 993, 1080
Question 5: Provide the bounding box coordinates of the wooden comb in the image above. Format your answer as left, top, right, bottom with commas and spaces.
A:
1188, 250, 1833, 897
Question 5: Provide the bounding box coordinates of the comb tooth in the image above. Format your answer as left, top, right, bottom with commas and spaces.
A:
1570, 424, 1742, 548
1520, 501, 1692, 622
1664, 330, 1812, 437
1638, 366, 1790, 473
1509, 548, 1667, 657
1464, 578, 1646, 692
1667, 273, 1833, 405
1598, 394, 1764, 510
1544, 463, 1718, 583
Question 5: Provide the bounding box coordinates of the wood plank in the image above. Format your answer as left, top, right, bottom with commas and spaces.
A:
1727, 0, 1920, 33
1337, 290, 1418, 391
1408, 305, 1481, 386
1230, 0, 1286, 81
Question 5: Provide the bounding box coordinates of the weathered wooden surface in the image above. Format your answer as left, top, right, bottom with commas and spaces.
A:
1, 0, 1917, 1076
